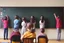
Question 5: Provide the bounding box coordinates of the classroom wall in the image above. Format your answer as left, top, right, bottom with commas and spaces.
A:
0, 28, 64, 40
0, 0, 64, 7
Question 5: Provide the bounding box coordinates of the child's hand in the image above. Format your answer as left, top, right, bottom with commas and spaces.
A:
54, 13, 56, 16
6, 15, 9, 17
53, 13, 56, 18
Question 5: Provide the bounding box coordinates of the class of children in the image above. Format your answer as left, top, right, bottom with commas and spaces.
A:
0, 0, 64, 43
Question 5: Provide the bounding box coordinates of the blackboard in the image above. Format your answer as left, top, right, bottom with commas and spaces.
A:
2, 7, 63, 28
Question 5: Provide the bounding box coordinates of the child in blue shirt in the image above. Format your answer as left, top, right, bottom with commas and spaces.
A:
14, 15, 20, 32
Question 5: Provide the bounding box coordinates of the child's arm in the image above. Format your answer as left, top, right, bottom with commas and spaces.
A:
6, 15, 9, 21
54, 13, 57, 19
1, 17, 4, 22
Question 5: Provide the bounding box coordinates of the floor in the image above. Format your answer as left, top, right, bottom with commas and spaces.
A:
0, 39, 64, 43
48, 40, 64, 43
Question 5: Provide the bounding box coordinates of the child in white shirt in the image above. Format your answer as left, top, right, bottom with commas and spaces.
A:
21, 17, 27, 35
30, 16, 36, 29
39, 16, 45, 30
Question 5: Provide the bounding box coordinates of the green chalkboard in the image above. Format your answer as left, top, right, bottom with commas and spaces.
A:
2, 7, 63, 28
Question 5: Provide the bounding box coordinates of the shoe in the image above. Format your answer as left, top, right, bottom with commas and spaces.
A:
57, 39, 61, 41
4, 38, 5, 40
6, 38, 8, 40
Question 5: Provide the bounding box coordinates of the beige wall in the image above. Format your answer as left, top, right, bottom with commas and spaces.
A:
0, 28, 64, 40
0, 0, 64, 7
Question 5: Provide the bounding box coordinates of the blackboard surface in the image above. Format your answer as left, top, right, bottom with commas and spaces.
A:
2, 7, 63, 28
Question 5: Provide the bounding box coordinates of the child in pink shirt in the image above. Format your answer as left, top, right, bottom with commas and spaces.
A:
2, 15, 9, 40
54, 13, 62, 41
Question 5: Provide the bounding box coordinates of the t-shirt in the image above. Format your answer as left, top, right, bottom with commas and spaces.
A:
2, 20, 8, 28
23, 30, 36, 38
39, 20, 45, 29
38, 32, 48, 43
56, 17, 62, 28
14, 19, 20, 29
21, 21, 27, 28
38, 32, 47, 37
10, 31, 20, 40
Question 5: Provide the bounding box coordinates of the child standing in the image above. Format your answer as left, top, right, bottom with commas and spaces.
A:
39, 16, 45, 30
54, 13, 62, 41
30, 16, 36, 29
21, 17, 27, 35
14, 15, 20, 32
2, 15, 9, 40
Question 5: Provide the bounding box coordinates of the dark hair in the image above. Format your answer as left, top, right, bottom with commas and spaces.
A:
40, 16, 44, 23
41, 29, 45, 33
15, 15, 19, 19
22, 17, 26, 21
30, 16, 35, 23
4, 16, 7, 20
27, 22, 33, 30
31, 29, 35, 33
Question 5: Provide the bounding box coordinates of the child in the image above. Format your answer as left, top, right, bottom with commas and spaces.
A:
10, 30, 21, 43
38, 28, 48, 43
21, 17, 27, 35
2, 15, 9, 40
39, 16, 45, 30
30, 16, 36, 29
10, 30, 21, 40
54, 13, 62, 41
21, 23, 36, 40
14, 15, 20, 32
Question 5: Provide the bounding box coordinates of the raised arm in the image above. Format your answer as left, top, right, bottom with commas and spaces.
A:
54, 13, 57, 19
6, 15, 9, 21
1, 17, 4, 21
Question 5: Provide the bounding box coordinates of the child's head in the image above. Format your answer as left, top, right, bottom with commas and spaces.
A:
14, 15, 19, 19
27, 23, 33, 29
30, 16, 35, 23
41, 28, 45, 33
4, 16, 7, 20
30, 29, 35, 33
22, 17, 26, 21
31, 16, 35, 19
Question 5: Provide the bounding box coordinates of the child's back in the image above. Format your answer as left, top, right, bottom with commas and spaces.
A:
14, 19, 20, 29
14, 15, 20, 31
2, 16, 8, 28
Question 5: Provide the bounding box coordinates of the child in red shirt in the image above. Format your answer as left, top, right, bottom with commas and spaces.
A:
54, 13, 62, 41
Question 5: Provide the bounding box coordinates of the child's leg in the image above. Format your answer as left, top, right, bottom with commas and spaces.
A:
6, 28, 8, 39
58, 29, 61, 40
4, 29, 6, 40
57, 28, 61, 41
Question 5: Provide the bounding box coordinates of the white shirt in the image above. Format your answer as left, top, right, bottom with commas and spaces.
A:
39, 20, 45, 29
21, 21, 27, 28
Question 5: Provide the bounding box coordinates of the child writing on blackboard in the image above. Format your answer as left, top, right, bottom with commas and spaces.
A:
39, 16, 45, 30
30, 16, 36, 29
54, 13, 62, 41
21, 17, 27, 36
2, 15, 9, 40
14, 15, 20, 32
